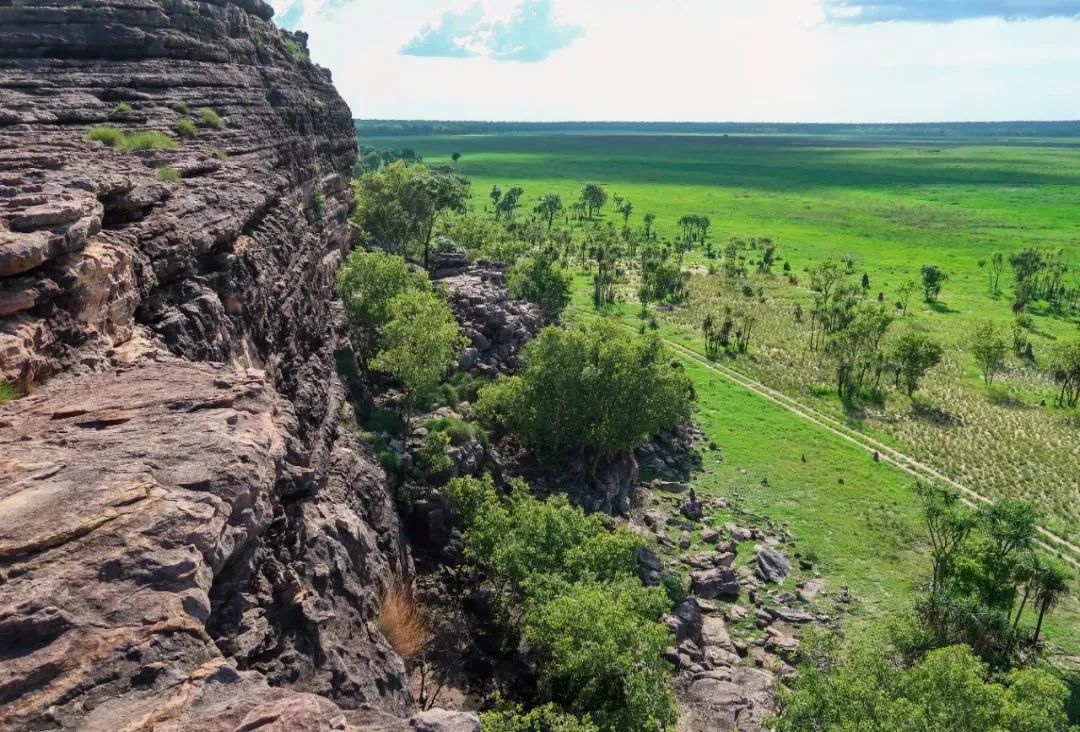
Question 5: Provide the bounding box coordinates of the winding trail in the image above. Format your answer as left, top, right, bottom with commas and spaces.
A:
573, 309, 1080, 568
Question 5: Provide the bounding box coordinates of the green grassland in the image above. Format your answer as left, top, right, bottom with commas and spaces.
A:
364, 131, 1080, 533
359, 130, 1080, 654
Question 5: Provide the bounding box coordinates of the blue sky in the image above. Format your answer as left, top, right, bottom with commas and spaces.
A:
269, 0, 1080, 122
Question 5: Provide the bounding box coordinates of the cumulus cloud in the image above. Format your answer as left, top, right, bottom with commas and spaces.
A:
401, 0, 584, 62
823, 0, 1080, 23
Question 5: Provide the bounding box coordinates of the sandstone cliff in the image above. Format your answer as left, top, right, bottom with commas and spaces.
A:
0, 2, 457, 728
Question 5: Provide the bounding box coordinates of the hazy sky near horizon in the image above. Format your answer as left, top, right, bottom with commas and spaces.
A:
269, 0, 1080, 122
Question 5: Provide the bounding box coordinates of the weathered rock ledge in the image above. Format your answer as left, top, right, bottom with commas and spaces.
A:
0, 1, 470, 729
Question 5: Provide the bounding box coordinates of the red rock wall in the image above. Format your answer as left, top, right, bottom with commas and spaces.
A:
0, 2, 440, 728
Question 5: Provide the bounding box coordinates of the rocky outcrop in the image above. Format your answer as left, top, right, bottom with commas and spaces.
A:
438, 263, 542, 376
0, 1, 420, 728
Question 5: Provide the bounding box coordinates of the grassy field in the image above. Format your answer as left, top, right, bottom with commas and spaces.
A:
363, 131, 1080, 536
359, 130, 1080, 654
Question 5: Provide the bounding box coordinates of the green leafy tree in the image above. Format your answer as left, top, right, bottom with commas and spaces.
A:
524, 581, 676, 732
444, 476, 676, 732
579, 183, 608, 218
497, 186, 525, 220
890, 331, 944, 396
371, 289, 467, 439
353, 161, 469, 266
477, 319, 694, 469
772, 636, 1073, 732
641, 213, 656, 240
969, 320, 1008, 385
507, 253, 573, 323
921, 264, 949, 303
535, 192, 565, 230
615, 198, 634, 227
1050, 340, 1080, 408
334, 249, 430, 371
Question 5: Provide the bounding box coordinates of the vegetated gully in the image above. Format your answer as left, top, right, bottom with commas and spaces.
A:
570, 307, 1080, 570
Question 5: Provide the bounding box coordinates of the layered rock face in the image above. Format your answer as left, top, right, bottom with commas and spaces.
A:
0, 1, 454, 728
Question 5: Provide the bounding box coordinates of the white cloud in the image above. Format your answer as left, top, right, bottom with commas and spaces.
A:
285, 0, 1080, 122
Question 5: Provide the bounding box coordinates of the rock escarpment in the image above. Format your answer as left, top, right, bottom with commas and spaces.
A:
0, 2, 473, 729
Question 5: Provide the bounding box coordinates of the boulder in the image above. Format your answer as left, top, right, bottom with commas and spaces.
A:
691, 567, 740, 599
756, 545, 792, 583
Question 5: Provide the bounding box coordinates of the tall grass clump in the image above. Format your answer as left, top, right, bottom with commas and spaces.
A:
176, 118, 197, 138
0, 379, 17, 403
376, 579, 429, 661
112, 101, 133, 114
199, 107, 224, 129
84, 125, 125, 147
155, 166, 181, 182
84, 125, 178, 151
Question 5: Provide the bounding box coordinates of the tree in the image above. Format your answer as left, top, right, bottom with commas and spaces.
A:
988, 251, 1005, 296
489, 184, 502, 215
921, 264, 948, 303
1031, 560, 1071, 645
615, 198, 634, 227
351, 162, 469, 267
444, 476, 677, 732
507, 253, 573, 323
773, 636, 1073, 732
579, 183, 608, 218
451, 152, 461, 162
1050, 340, 1080, 408
497, 186, 525, 221
409, 167, 471, 269
890, 331, 944, 396
334, 249, 431, 371
826, 307, 894, 401
914, 483, 975, 594
642, 213, 656, 240
969, 321, 1008, 385
477, 319, 694, 468
897, 280, 917, 318
371, 289, 467, 440
534, 192, 564, 230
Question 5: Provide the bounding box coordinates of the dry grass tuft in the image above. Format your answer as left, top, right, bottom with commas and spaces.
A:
376, 579, 429, 661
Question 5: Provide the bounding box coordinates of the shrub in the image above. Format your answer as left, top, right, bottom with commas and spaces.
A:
171, 101, 190, 114
334, 249, 431, 370
84, 125, 125, 147
282, 35, 308, 61
417, 430, 453, 478
176, 118, 197, 138
155, 165, 181, 182
0, 379, 17, 403
444, 476, 676, 731
209, 147, 229, 160
477, 319, 694, 462
772, 635, 1072, 731
507, 253, 572, 322
426, 414, 487, 446
376, 579, 429, 661
112, 101, 133, 113
312, 189, 326, 218
199, 107, 224, 128
481, 703, 598, 732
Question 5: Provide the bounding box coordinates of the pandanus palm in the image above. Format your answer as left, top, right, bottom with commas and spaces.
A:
1032, 560, 1071, 645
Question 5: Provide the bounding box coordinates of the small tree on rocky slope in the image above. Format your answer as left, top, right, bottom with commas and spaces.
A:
477, 319, 694, 473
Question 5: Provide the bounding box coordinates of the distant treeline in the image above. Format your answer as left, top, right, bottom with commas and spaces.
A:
355, 119, 1080, 139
